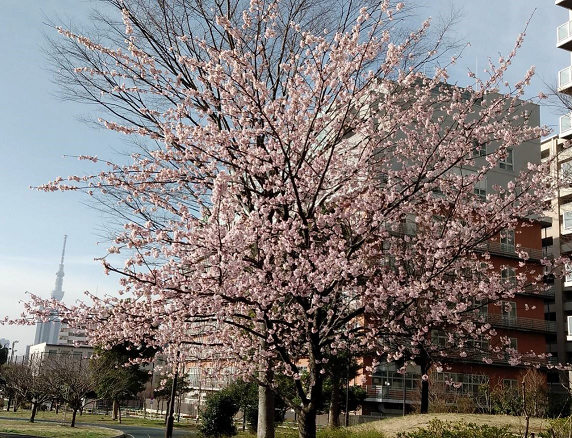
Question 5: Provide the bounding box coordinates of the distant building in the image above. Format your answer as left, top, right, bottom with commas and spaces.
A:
28, 342, 93, 361
57, 325, 88, 346
33, 236, 68, 346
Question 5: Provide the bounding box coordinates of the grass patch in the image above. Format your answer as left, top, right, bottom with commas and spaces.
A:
0, 409, 196, 429
0, 421, 118, 438
237, 426, 384, 438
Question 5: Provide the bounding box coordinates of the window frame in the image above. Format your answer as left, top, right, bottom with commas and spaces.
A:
499, 148, 514, 171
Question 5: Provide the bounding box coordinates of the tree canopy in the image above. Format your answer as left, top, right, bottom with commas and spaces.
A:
19, 0, 559, 437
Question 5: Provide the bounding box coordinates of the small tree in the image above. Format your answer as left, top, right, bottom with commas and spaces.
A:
1, 361, 53, 422
44, 354, 95, 427
199, 389, 239, 438
90, 343, 154, 422
153, 373, 191, 424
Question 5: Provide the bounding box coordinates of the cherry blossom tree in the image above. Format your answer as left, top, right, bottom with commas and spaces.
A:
16, 0, 559, 436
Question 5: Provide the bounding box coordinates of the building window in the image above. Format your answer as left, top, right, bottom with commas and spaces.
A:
568, 316, 572, 338
503, 379, 518, 389
500, 229, 515, 251
563, 211, 572, 231
501, 268, 516, 287
499, 148, 514, 171
431, 330, 448, 347
561, 161, 572, 180
463, 374, 489, 396
509, 338, 518, 350
566, 263, 572, 284
474, 187, 486, 200
472, 299, 488, 315
473, 141, 486, 157
502, 301, 517, 321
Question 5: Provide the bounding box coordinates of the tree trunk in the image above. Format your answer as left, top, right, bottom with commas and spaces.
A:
328, 372, 341, 428
6, 397, 11, 412
29, 402, 38, 423
112, 399, 119, 421
71, 408, 78, 428
297, 406, 317, 438
257, 384, 275, 438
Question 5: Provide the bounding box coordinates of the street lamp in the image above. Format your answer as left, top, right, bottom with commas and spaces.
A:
10, 340, 18, 363
165, 351, 180, 438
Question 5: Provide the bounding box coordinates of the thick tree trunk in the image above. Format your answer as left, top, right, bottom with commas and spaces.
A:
29, 402, 38, 423
257, 383, 275, 438
257, 330, 275, 438
112, 399, 119, 421
297, 406, 317, 438
328, 372, 341, 428
71, 408, 78, 428
6, 397, 11, 412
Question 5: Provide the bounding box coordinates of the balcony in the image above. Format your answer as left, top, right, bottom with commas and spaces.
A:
519, 284, 555, 300
363, 385, 416, 404
559, 66, 572, 95
558, 21, 572, 51
475, 241, 544, 262
556, 0, 572, 9
487, 313, 556, 334
561, 114, 572, 139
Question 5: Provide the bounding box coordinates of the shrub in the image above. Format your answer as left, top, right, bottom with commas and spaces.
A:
395, 419, 518, 438
199, 391, 239, 437
540, 417, 572, 438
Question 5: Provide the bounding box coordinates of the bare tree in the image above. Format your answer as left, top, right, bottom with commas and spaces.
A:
0, 360, 53, 422
43, 354, 95, 428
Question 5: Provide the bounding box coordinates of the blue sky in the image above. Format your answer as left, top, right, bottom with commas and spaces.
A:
0, 0, 566, 355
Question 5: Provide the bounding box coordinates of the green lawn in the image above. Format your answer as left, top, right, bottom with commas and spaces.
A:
0, 408, 195, 428
0, 421, 119, 438
0, 408, 198, 437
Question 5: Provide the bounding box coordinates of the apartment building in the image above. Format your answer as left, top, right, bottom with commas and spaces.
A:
360, 100, 556, 416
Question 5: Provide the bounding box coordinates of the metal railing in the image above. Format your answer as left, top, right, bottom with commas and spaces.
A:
561, 114, 572, 139
475, 241, 544, 261
560, 66, 572, 92
519, 284, 555, 299
558, 20, 572, 44
363, 385, 415, 403
486, 313, 556, 333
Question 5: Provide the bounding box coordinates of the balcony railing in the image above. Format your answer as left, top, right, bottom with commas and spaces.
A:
519, 284, 555, 300
363, 385, 416, 403
486, 313, 556, 333
475, 241, 544, 261
560, 66, 572, 95
558, 20, 572, 51
561, 114, 572, 139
